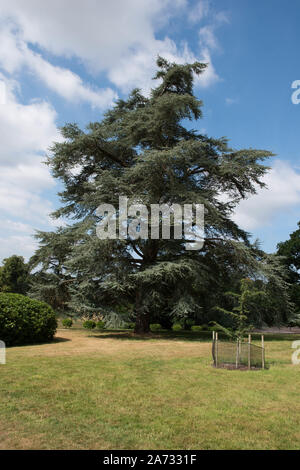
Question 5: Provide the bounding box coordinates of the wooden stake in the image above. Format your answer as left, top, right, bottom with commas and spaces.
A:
248, 334, 251, 370
215, 332, 218, 368
236, 339, 239, 369
261, 335, 265, 369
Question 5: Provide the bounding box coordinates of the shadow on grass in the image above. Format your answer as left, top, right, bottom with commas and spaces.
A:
52, 337, 71, 344
8, 336, 71, 349
91, 330, 300, 343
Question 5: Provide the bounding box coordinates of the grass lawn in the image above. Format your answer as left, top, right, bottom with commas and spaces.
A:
0, 328, 300, 450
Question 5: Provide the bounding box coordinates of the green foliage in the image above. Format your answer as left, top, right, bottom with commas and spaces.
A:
96, 320, 105, 330
124, 322, 135, 330
172, 323, 183, 332
83, 320, 96, 330
0, 255, 30, 295
213, 278, 265, 340
150, 323, 161, 332
62, 318, 73, 328
31, 56, 286, 333
277, 222, 300, 284
287, 311, 300, 327
277, 222, 300, 315
29, 230, 74, 312
191, 325, 203, 332
185, 319, 195, 330
0, 293, 57, 346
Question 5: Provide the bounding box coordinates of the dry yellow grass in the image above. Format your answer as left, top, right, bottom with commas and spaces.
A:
10, 329, 211, 360
1, 329, 300, 450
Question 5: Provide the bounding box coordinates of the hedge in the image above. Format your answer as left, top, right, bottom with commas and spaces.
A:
0, 293, 57, 346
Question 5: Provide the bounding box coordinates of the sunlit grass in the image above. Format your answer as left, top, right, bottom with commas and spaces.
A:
0, 329, 299, 449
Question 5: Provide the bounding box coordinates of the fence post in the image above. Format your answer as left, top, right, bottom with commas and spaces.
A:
261, 335, 265, 369
212, 330, 215, 366
248, 334, 251, 370
215, 332, 218, 368
236, 339, 239, 369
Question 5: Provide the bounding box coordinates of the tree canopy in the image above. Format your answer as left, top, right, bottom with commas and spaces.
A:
277, 222, 300, 317
0, 255, 30, 295
30, 57, 291, 332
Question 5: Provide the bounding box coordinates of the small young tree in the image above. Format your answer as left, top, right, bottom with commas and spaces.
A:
213, 278, 267, 341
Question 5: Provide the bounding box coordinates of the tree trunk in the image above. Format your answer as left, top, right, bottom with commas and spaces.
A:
134, 312, 150, 334
134, 289, 150, 334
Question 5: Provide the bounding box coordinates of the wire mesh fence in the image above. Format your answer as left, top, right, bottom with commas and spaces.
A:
212, 334, 266, 370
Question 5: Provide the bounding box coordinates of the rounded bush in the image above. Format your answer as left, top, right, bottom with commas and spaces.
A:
150, 323, 161, 332
172, 323, 183, 332
96, 320, 105, 330
62, 318, 73, 328
0, 293, 57, 346
83, 320, 96, 330
185, 319, 195, 330
124, 322, 135, 330
207, 326, 216, 332
191, 325, 203, 332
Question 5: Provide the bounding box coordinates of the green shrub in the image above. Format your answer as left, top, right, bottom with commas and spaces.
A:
185, 319, 195, 330
150, 323, 161, 332
0, 293, 57, 346
83, 320, 96, 330
96, 320, 105, 330
191, 325, 203, 332
208, 326, 216, 332
125, 322, 135, 330
62, 318, 73, 328
172, 323, 183, 332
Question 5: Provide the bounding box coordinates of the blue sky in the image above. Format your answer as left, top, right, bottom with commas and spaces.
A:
0, 0, 299, 260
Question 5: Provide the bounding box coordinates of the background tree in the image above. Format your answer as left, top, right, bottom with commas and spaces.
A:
0, 255, 30, 295
213, 278, 262, 340
277, 222, 300, 321
32, 57, 290, 333
213, 272, 292, 336
29, 228, 75, 312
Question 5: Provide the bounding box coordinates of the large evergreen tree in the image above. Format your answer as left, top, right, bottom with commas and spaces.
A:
31, 57, 289, 333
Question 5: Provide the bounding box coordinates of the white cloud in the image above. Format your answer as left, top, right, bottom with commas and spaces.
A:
0, 0, 182, 68
198, 7, 229, 52
108, 38, 215, 94
199, 25, 219, 50
1, 219, 33, 234
0, 163, 54, 221
188, 0, 210, 23
195, 47, 219, 88
0, 0, 224, 94
0, 74, 58, 166
233, 161, 300, 230
27, 52, 117, 109
0, 24, 117, 109
0, 233, 38, 262
0, 76, 60, 260
0, 0, 230, 261
225, 97, 238, 105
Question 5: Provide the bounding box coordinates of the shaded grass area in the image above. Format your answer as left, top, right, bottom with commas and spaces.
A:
58, 317, 300, 342
0, 329, 300, 449
93, 329, 300, 342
